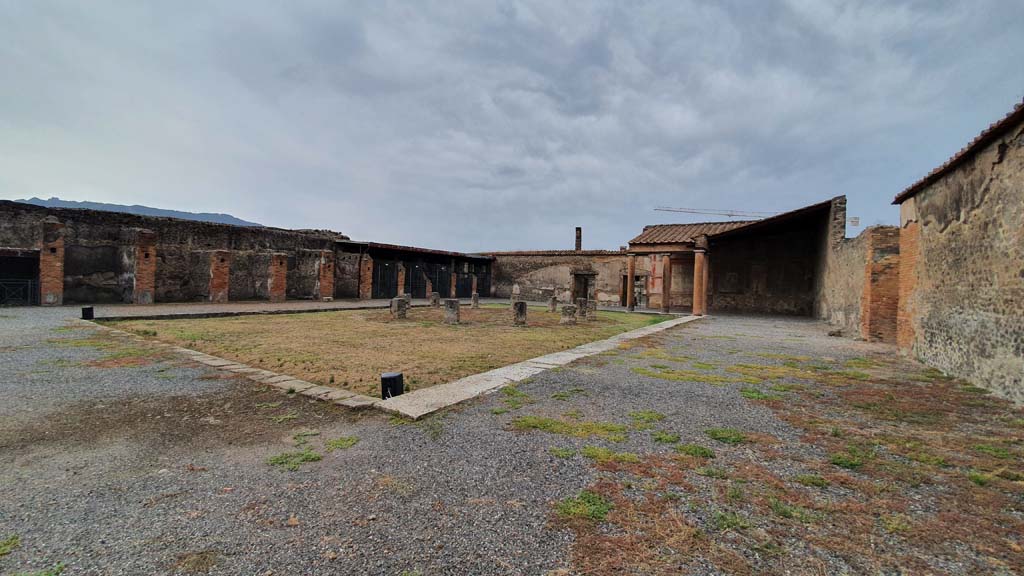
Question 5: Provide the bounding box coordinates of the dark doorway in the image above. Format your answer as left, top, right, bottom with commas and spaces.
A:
0, 252, 40, 306
426, 263, 451, 298
455, 273, 473, 298
404, 262, 428, 298
372, 260, 399, 299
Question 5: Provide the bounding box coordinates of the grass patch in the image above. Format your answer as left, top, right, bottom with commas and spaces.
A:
829, 444, 875, 470
551, 387, 587, 401
110, 307, 662, 396
501, 385, 533, 409
550, 447, 576, 459
10, 563, 66, 576
325, 436, 359, 451
973, 444, 1011, 459
292, 430, 320, 446
740, 387, 780, 401
0, 534, 20, 556
675, 444, 715, 458
651, 430, 680, 444
581, 445, 640, 464
880, 514, 911, 534
768, 498, 815, 522
267, 448, 322, 471
713, 511, 748, 531
269, 411, 298, 424
490, 407, 509, 415
629, 410, 665, 430
173, 550, 220, 573
691, 361, 718, 370
556, 490, 613, 521
696, 466, 728, 479
967, 471, 992, 486
705, 428, 747, 445
512, 416, 628, 442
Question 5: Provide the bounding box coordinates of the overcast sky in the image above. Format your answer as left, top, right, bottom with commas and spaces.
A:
2, 1, 1022, 251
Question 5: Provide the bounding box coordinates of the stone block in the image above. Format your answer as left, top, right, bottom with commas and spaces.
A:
586, 299, 597, 320
548, 296, 558, 313
471, 292, 480, 308
560, 305, 577, 325
391, 297, 409, 319
575, 298, 588, 319
444, 298, 460, 325
430, 292, 440, 307
512, 300, 527, 326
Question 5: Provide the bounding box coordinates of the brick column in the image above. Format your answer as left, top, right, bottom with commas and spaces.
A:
209, 250, 231, 303
661, 253, 672, 313
396, 263, 406, 297
626, 254, 636, 311
134, 230, 157, 304
471, 273, 478, 295
39, 218, 65, 306
693, 250, 707, 316
450, 272, 457, 298
358, 254, 373, 300
318, 250, 334, 300
268, 252, 288, 302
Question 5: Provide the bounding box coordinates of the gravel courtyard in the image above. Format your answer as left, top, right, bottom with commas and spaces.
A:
1, 307, 1021, 575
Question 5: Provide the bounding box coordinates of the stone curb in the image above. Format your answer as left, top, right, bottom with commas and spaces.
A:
375, 314, 705, 420
77, 319, 379, 410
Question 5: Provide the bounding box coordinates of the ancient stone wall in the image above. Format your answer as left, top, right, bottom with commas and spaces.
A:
860, 228, 900, 343
487, 251, 630, 304
816, 230, 869, 335
0, 200, 348, 304
897, 117, 1024, 401
333, 251, 362, 298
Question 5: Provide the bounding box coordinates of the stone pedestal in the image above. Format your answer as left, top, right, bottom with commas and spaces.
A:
586, 299, 597, 321
560, 305, 577, 325
512, 301, 527, 326
511, 284, 521, 302
471, 293, 480, 308
443, 299, 460, 325
390, 297, 409, 319
548, 296, 558, 313
430, 292, 440, 307
575, 298, 588, 320
402, 293, 412, 305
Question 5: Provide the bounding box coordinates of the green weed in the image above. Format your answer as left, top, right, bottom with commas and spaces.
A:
556, 491, 613, 521
268, 448, 322, 471
512, 416, 628, 442
705, 428, 747, 445
675, 444, 715, 458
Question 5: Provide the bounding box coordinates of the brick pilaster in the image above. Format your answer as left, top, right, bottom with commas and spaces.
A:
39, 218, 65, 306
317, 250, 334, 300
661, 254, 672, 313
897, 221, 920, 351
133, 230, 157, 304
209, 250, 231, 303
396, 263, 406, 297
692, 250, 707, 316
358, 254, 373, 300
269, 253, 288, 302
859, 228, 900, 343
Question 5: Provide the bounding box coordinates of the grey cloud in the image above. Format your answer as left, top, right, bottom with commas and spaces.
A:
1, 0, 1022, 252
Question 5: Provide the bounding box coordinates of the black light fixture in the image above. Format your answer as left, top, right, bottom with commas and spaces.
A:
381, 372, 404, 399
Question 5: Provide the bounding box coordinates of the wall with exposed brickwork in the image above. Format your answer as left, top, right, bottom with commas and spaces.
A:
487, 251, 632, 304
860, 228, 900, 343
896, 117, 1024, 401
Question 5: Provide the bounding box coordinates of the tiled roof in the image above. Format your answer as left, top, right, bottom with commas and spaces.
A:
894, 98, 1024, 204
629, 221, 756, 245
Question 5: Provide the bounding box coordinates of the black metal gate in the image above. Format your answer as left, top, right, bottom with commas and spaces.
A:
455, 273, 474, 298
372, 260, 399, 299
404, 262, 428, 298
0, 279, 39, 306
426, 263, 451, 298
476, 273, 491, 297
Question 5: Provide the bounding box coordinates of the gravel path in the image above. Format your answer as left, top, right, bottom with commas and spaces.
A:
0, 306, 887, 575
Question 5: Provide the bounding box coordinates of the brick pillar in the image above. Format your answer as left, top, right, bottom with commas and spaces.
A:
396, 263, 406, 298
268, 253, 288, 302
425, 275, 433, 296
693, 250, 707, 316
661, 254, 672, 313
209, 250, 231, 303
626, 254, 636, 311
471, 274, 478, 295
39, 218, 65, 306
318, 250, 335, 300
134, 230, 157, 304
450, 272, 457, 298
359, 254, 373, 300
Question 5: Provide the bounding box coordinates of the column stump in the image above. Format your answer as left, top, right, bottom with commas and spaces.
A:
512, 301, 527, 326
443, 299, 460, 325
390, 297, 409, 319
560, 305, 578, 325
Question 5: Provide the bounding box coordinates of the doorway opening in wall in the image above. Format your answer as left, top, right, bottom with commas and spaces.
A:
0, 250, 40, 306
620, 274, 647, 308
570, 269, 596, 302
404, 262, 428, 298
372, 260, 399, 299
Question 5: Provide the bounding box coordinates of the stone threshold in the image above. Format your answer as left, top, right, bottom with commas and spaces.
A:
91, 301, 439, 322
80, 313, 703, 420
375, 314, 704, 419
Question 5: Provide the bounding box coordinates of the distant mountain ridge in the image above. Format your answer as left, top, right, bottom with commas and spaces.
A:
15, 197, 263, 227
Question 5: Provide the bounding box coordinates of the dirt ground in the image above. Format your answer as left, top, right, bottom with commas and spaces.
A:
107, 304, 667, 396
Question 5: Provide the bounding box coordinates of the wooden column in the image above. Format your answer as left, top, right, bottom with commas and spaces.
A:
626, 254, 636, 311
661, 254, 672, 313
693, 249, 707, 316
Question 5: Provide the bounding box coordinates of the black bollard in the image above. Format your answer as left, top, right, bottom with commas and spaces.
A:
381, 372, 404, 399
81, 306, 94, 320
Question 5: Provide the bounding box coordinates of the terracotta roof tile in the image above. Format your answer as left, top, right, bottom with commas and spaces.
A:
894, 98, 1024, 204
628, 221, 756, 245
